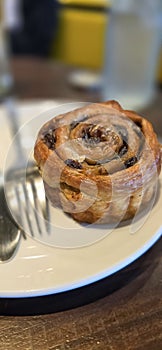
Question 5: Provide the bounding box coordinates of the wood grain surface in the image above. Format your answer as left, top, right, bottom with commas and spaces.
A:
10, 58, 162, 138
0, 58, 162, 349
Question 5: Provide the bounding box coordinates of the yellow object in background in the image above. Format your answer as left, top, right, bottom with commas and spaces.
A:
59, 0, 110, 7
53, 0, 162, 83
52, 7, 108, 69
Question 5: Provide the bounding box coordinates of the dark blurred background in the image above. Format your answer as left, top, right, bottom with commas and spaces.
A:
8, 0, 60, 57
6, 0, 162, 80
2, 0, 162, 129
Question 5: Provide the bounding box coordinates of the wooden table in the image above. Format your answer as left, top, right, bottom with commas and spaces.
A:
11, 57, 162, 137
0, 57, 162, 350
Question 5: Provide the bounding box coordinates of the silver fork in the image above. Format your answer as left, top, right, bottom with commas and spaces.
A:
4, 98, 50, 241
6, 163, 50, 239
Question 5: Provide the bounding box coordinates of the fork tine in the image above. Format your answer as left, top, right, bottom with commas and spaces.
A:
15, 182, 35, 237
29, 177, 50, 234
13, 186, 26, 239
22, 177, 50, 238
22, 182, 37, 237
22, 181, 44, 237
45, 197, 50, 233
30, 179, 44, 235
6, 165, 50, 239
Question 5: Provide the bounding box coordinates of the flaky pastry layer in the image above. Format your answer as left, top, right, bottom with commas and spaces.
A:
34, 100, 161, 224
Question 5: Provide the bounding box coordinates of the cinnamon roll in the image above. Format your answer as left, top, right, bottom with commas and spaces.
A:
34, 100, 161, 224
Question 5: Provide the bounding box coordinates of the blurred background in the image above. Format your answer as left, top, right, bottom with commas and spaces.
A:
0, 0, 162, 132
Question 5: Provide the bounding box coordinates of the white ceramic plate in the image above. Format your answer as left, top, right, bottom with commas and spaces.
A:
0, 100, 161, 298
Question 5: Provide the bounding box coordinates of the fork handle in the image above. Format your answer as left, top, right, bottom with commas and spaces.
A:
5, 97, 25, 162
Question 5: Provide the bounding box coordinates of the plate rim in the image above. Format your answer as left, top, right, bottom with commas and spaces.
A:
0, 100, 162, 298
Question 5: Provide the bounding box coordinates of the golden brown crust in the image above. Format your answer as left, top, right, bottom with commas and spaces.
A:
34, 100, 161, 224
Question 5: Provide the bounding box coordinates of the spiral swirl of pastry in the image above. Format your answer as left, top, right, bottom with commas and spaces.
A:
34, 101, 161, 224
